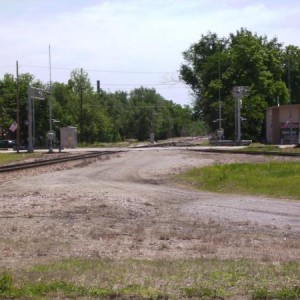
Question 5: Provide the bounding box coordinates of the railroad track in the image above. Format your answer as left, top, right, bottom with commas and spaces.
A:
187, 148, 300, 157
1, 146, 299, 174
0, 150, 124, 173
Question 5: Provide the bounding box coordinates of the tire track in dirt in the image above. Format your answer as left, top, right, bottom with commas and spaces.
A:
0, 149, 299, 268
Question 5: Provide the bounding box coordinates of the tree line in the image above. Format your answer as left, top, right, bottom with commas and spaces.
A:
0, 69, 205, 146
180, 28, 300, 141
2, 28, 299, 145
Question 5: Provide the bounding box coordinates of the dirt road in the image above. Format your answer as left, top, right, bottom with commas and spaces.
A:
0, 148, 299, 269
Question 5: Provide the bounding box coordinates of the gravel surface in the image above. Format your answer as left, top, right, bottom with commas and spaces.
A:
0, 148, 299, 269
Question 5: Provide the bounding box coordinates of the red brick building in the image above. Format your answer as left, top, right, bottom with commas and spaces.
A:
266, 104, 300, 144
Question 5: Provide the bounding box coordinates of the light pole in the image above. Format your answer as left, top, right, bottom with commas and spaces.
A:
233, 86, 250, 144
287, 49, 293, 144
16, 61, 20, 153
218, 54, 222, 131
215, 46, 223, 140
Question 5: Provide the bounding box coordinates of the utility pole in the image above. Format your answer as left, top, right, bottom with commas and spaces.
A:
218, 54, 222, 131
233, 86, 250, 144
27, 86, 33, 152
213, 46, 223, 141
48, 44, 54, 152
80, 68, 83, 143
16, 61, 20, 153
288, 52, 293, 143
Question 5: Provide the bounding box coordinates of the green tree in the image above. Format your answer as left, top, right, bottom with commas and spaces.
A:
1, 69, 197, 146
0, 74, 16, 137
180, 28, 290, 141
0, 73, 39, 145
100, 91, 129, 141
283, 45, 300, 104
67, 68, 94, 143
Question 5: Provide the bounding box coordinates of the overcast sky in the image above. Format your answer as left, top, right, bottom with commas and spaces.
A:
1, 0, 300, 106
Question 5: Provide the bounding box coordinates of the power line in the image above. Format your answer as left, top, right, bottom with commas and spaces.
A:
92, 83, 177, 86
1, 63, 190, 91
89, 82, 189, 89
88, 104, 184, 109
19, 64, 178, 74
0, 65, 16, 69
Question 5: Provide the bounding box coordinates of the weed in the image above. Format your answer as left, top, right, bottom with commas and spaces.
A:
0, 272, 13, 294
252, 286, 300, 299
0, 153, 43, 165
177, 162, 300, 200
3, 258, 299, 299
181, 286, 218, 298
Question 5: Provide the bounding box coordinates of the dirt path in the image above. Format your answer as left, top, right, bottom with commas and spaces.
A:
0, 149, 299, 269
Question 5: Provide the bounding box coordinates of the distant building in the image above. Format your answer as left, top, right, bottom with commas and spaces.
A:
266, 104, 300, 144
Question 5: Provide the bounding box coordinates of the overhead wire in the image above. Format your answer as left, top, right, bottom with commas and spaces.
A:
1, 63, 190, 96
19, 64, 178, 74
15, 63, 188, 90
0, 65, 16, 69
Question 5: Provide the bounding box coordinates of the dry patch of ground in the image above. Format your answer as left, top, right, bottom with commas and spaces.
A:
0, 149, 299, 270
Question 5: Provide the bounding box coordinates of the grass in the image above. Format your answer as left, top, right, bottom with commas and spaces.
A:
239, 143, 300, 153
0, 152, 43, 165
79, 139, 143, 148
0, 258, 299, 299
177, 161, 300, 200
242, 143, 283, 152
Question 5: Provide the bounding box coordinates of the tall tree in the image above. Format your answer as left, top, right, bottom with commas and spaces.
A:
67, 68, 94, 143
180, 28, 290, 141
283, 45, 300, 104
1, 70, 199, 145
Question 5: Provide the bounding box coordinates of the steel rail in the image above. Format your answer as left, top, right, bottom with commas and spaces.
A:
188, 148, 300, 157
0, 150, 124, 173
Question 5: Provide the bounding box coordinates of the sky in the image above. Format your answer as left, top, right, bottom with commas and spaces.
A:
1, 0, 300, 106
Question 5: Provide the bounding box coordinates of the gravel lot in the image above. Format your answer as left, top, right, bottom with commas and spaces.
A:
0, 148, 299, 269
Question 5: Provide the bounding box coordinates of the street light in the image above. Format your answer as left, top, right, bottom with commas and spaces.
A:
218, 53, 222, 131
232, 86, 250, 144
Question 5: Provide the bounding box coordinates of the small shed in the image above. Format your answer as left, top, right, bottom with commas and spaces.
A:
60, 126, 77, 148
266, 104, 300, 144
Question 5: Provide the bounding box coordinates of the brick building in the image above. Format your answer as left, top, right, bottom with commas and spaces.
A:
266, 104, 300, 144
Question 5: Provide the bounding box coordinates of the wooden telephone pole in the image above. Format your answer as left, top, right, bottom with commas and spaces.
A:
16, 61, 20, 153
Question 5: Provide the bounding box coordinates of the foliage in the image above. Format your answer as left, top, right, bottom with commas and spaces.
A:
180, 28, 298, 141
3, 28, 300, 144
238, 143, 300, 153
0, 152, 43, 165
177, 161, 300, 199
1, 258, 299, 299
0, 70, 204, 145
283, 45, 300, 104
0, 273, 12, 293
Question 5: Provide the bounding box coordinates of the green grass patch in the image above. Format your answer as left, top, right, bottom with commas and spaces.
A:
177, 161, 300, 200
0, 152, 43, 165
1, 258, 299, 299
252, 286, 300, 300
240, 143, 300, 153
